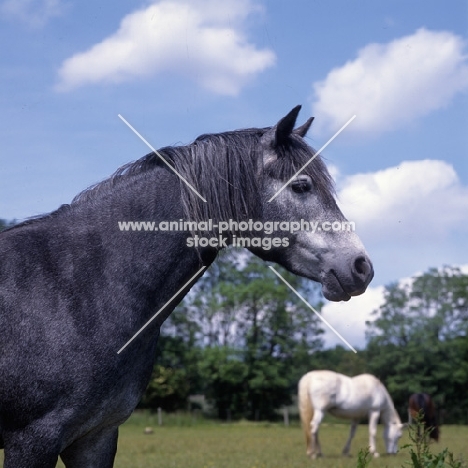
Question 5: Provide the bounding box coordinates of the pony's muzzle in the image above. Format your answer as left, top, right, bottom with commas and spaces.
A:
321, 254, 374, 301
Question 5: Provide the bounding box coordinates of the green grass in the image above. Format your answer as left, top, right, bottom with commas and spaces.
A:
1, 412, 467, 467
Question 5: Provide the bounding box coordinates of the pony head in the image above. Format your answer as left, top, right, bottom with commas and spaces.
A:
252, 106, 374, 301
384, 421, 406, 453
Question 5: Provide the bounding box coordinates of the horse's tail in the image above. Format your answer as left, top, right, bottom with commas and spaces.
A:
298, 373, 314, 452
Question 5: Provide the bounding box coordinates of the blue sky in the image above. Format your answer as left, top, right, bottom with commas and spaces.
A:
1, 0, 467, 347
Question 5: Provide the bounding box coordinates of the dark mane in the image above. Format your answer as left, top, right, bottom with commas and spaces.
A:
134, 128, 334, 230
4, 126, 335, 233
168, 128, 266, 229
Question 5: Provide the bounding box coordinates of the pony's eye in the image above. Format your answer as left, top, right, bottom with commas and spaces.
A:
291, 175, 313, 193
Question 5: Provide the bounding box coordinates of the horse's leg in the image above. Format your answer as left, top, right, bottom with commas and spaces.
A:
342, 420, 358, 456
368, 411, 380, 457
309, 409, 325, 459
315, 431, 322, 457
2, 428, 61, 468
3, 448, 59, 468
60, 426, 118, 468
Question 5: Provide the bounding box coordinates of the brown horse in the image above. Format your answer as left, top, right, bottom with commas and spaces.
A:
408, 393, 439, 442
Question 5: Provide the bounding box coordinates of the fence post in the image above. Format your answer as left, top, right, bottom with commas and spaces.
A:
283, 407, 289, 427
157, 407, 162, 426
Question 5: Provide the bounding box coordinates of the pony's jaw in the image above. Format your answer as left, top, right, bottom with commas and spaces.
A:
281, 231, 374, 302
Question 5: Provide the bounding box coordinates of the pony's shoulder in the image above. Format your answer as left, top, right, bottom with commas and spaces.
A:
354, 373, 380, 380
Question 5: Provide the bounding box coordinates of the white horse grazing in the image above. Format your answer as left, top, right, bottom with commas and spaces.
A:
298, 370, 405, 458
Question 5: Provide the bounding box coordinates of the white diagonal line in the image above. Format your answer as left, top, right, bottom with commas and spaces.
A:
268, 266, 357, 353
268, 115, 356, 203
118, 114, 207, 203
117, 266, 207, 354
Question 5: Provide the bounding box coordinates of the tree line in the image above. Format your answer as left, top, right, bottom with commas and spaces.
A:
1, 219, 467, 423
142, 249, 468, 424
141, 249, 325, 420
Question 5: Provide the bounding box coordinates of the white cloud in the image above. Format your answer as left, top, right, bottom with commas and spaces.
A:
337, 159, 468, 242
55, 0, 275, 95
0, 0, 64, 28
311, 28, 468, 136
321, 285, 385, 349
322, 262, 468, 349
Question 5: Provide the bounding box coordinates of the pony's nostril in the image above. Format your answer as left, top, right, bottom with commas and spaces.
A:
354, 256, 374, 285
354, 256, 368, 275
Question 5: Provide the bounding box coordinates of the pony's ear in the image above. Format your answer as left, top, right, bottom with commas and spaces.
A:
294, 117, 314, 138
275, 105, 301, 146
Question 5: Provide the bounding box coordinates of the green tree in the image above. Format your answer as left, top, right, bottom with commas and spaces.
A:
184, 249, 324, 420
233, 253, 323, 419
149, 249, 324, 419
197, 346, 248, 419
365, 266, 468, 422
140, 365, 190, 412
308, 345, 368, 376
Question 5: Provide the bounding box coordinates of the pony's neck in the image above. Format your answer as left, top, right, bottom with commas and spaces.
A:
380, 387, 401, 425
64, 167, 217, 326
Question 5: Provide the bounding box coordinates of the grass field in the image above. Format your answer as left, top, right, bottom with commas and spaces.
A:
2, 412, 467, 467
